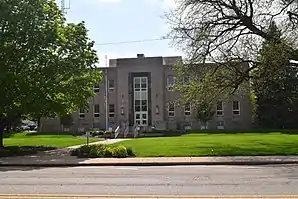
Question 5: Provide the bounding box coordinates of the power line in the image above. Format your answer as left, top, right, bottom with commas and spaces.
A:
94, 37, 170, 46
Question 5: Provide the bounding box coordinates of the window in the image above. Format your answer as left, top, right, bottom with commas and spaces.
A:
232, 101, 240, 115
184, 103, 191, 116
168, 102, 175, 117
217, 121, 225, 129
109, 104, 115, 118
94, 104, 100, 118
167, 75, 174, 91
183, 76, 189, 84
79, 108, 85, 119
93, 84, 100, 93
216, 101, 223, 116
108, 80, 115, 92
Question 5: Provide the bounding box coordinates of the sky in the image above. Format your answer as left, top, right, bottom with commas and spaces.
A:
59, 0, 182, 66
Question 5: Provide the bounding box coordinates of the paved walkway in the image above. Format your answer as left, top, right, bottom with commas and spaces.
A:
67, 139, 129, 149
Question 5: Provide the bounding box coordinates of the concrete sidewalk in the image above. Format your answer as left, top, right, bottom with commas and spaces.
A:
1, 155, 298, 167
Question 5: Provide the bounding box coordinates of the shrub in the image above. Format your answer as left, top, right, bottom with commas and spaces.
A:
111, 145, 128, 158
72, 144, 106, 158
102, 147, 113, 157
126, 146, 135, 157
89, 144, 105, 158
70, 144, 133, 158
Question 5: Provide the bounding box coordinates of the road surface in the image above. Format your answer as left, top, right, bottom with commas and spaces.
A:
0, 165, 298, 198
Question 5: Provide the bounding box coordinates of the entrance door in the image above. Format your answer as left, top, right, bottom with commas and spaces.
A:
134, 77, 148, 126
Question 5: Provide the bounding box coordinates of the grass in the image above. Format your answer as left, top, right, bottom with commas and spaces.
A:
112, 132, 298, 157
3, 131, 101, 148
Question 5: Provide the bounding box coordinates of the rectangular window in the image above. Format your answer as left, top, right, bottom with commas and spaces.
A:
216, 101, 223, 116
79, 108, 85, 119
94, 104, 100, 118
167, 75, 174, 91
109, 104, 115, 118
217, 120, 225, 129
108, 80, 115, 92
184, 103, 191, 116
168, 102, 175, 117
183, 76, 189, 85
93, 84, 100, 93
232, 101, 240, 115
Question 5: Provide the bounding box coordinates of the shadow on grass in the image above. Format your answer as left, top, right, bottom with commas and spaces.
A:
190, 143, 298, 156
185, 129, 298, 135
0, 146, 57, 158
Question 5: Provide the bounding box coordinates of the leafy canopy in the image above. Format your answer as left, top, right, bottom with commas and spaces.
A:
0, 0, 101, 127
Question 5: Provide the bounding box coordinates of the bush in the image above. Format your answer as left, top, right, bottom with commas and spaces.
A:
102, 147, 113, 157
90, 130, 105, 137
70, 144, 134, 158
111, 146, 127, 158
126, 146, 135, 156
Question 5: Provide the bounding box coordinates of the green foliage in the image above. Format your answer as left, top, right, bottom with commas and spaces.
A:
126, 146, 135, 157
60, 114, 73, 127
252, 27, 298, 128
111, 145, 128, 158
102, 147, 113, 157
0, 0, 102, 146
71, 144, 133, 158
196, 102, 215, 124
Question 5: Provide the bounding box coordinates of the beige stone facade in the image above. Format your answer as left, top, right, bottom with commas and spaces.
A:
40, 54, 252, 132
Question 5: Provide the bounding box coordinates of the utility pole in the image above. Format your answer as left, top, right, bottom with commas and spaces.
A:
60, 0, 70, 14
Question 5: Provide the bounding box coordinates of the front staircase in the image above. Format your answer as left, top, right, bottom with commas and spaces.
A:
114, 125, 147, 139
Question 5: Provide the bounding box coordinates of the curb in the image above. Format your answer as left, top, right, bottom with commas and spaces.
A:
1, 160, 298, 167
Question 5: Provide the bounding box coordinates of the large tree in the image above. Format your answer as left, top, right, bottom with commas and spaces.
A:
167, 0, 298, 104
252, 31, 298, 129
0, 0, 102, 147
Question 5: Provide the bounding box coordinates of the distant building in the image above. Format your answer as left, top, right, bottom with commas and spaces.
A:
40, 54, 252, 133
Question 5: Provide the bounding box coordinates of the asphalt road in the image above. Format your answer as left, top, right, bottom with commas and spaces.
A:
0, 165, 298, 198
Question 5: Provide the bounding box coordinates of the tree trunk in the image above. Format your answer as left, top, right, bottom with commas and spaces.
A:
0, 125, 4, 148
0, 117, 8, 148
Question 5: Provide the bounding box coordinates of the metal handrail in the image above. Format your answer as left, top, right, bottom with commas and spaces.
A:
133, 125, 139, 138
123, 126, 129, 138
114, 126, 120, 139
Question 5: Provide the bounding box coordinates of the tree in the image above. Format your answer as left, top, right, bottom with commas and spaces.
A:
0, 0, 102, 147
252, 36, 298, 129
167, 0, 298, 104
196, 102, 215, 130
60, 114, 74, 128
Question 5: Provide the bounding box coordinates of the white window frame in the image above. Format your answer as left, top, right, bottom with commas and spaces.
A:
108, 79, 115, 92
232, 101, 240, 115
93, 84, 100, 93
168, 102, 175, 117
93, 104, 100, 118
167, 75, 174, 91
184, 103, 191, 116
109, 104, 115, 118
216, 101, 224, 116
79, 108, 85, 119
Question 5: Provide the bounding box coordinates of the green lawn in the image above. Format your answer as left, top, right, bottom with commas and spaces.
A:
113, 132, 298, 157
4, 132, 101, 148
